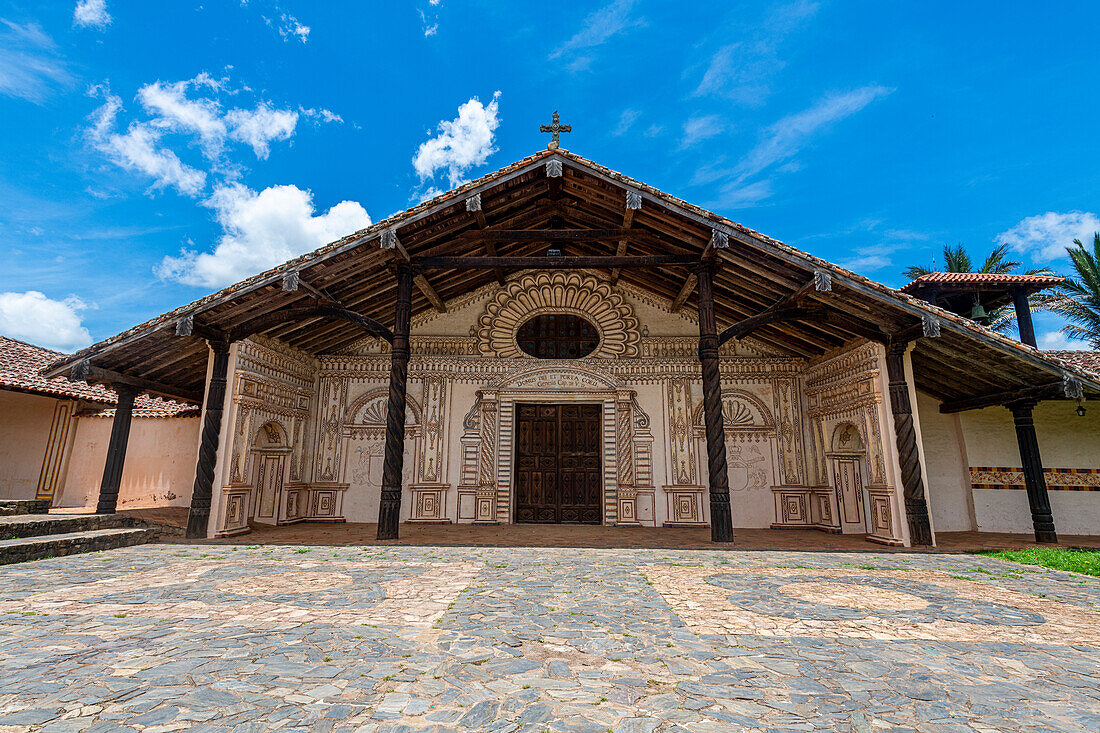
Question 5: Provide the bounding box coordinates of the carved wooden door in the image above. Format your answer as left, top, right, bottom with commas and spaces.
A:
255, 454, 285, 521
515, 404, 602, 524
833, 458, 866, 532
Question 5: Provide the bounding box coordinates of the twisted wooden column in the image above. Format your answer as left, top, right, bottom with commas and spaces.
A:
1008, 400, 1057, 543
884, 342, 932, 545
697, 261, 733, 542
95, 384, 138, 515
377, 263, 414, 540
185, 339, 232, 539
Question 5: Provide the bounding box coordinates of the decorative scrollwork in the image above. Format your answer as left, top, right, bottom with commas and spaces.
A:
476, 272, 640, 358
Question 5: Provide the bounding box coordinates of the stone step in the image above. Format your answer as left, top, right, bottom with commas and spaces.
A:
0, 499, 50, 516
0, 513, 140, 540
0, 527, 158, 565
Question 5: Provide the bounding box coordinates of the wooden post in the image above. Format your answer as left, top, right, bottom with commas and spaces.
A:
884, 341, 933, 545
185, 340, 232, 539
697, 261, 733, 543
95, 384, 138, 514
377, 263, 414, 540
1013, 289, 1037, 348
1007, 400, 1057, 543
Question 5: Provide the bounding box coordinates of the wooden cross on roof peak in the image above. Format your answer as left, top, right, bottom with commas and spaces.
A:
540, 110, 571, 150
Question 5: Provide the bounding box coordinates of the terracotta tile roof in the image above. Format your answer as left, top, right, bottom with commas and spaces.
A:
40, 148, 1100, 395
0, 336, 197, 417
1042, 350, 1100, 379
901, 272, 1064, 292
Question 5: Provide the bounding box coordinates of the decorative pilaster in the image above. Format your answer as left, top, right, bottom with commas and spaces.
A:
884, 342, 932, 545
96, 384, 138, 515
1007, 400, 1057, 543
615, 391, 640, 525
697, 261, 733, 543
377, 263, 414, 540
186, 340, 232, 538
475, 394, 499, 523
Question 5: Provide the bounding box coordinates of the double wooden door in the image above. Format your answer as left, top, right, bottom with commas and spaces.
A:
514, 404, 602, 524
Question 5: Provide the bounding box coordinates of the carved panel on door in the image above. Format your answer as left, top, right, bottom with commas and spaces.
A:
834, 458, 864, 527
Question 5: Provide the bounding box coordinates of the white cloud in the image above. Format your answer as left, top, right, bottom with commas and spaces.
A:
138, 80, 228, 158
1038, 330, 1087, 351
0, 20, 73, 104
996, 211, 1100, 263
74, 0, 111, 29
680, 114, 726, 148
300, 106, 343, 124
225, 103, 298, 158
157, 183, 371, 288
733, 86, 893, 183
418, 1, 443, 37
88, 73, 318, 192
0, 291, 92, 352
137, 76, 300, 160
708, 180, 773, 210
692, 0, 818, 105
87, 89, 207, 196
413, 92, 501, 188
614, 109, 640, 136
275, 13, 309, 42
551, 0, 641, 60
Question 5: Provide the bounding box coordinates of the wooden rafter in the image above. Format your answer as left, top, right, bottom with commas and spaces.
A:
466, 193, 504, 285
454, 228, 644, 243
611, 191, 641, 284
228, 303, 394, 344
73, 363, 203, 404
415, 254, 698, 271
939, 381, 1065, 413
718, 307, 825, 346
716, 275, 831, 345
670, 273, 698, 313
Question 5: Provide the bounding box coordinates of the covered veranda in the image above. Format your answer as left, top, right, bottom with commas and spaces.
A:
42, 149, 1100, 547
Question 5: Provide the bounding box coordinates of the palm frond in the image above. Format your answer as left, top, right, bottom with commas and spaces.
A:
902, 265, 933, 280
981, 244, 1021, 274
943, 243, 973, 272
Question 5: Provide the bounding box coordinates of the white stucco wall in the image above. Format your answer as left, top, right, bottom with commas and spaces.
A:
914, 390, 974, 532
0, 391, 58, 500
55, 415, 201, 509
959, 401, 1100, 535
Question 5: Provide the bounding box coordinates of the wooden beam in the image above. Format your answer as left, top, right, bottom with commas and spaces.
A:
611, 191, 641, 284
228, 303, 394, 344
73, 363, 203, 404
466, 193, 504, 285
939, 382, 1064, 414
718, 306, 825, 346
454, 229, 641, 243
670, 273, 698, 313
416, 254, 698, 271
413, 273, 447, 313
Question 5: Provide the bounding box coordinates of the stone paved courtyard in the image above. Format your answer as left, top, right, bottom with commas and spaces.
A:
1, 544, 1099, 732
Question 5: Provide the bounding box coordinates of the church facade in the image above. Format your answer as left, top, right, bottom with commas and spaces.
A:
209, 274, 911, 543
40, 149, 1100, 546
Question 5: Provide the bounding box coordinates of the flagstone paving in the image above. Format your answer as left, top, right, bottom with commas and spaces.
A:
1, 544, 1099, 732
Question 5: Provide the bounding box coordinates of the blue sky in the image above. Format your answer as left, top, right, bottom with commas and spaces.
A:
1, 0, 1098, 352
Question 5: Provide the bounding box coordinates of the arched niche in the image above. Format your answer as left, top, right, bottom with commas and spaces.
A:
830, 421, 865, 454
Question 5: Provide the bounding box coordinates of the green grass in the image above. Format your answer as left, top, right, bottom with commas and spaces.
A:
977, 547, 1100, 577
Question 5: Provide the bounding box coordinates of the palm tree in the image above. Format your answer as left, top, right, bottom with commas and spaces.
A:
903, 243, 1024, 280
903, 243, 1051, 333
1041, 233, 1100, 349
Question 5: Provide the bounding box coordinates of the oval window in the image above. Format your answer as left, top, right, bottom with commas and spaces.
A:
516, 314, 599, 359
